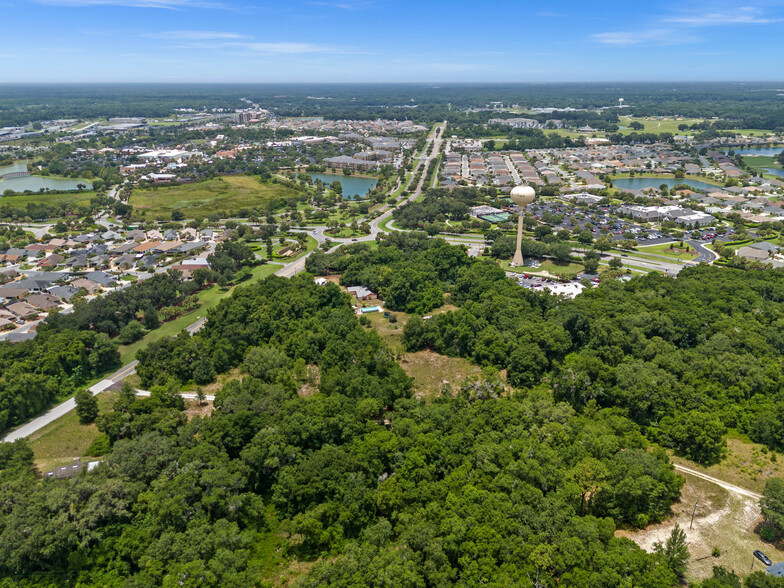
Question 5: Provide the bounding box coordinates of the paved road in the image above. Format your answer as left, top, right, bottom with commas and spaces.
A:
686, 239, 719, 264
2, 360, 139, 442
674, 464, 762, 500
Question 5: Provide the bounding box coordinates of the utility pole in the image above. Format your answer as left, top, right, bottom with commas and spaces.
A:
690, 501, 698, 529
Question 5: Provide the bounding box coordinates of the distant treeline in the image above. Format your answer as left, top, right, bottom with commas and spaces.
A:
3, 83, 784, 130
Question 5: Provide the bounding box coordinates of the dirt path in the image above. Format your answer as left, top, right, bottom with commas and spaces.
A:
674, 464, 763, 500
618, 466, 776, 581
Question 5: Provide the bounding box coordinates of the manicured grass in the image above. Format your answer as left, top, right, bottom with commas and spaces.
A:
0, 189, 95, 208
542, 129, 585, 139
539, 260, 583, 276
637, 243, 699, 260
324, 228, 369, 238
731, 129, 778, 137
130, 175, 303, 218
618, 116, 704, 135
609, 172, 725, 187
499, 259, 585, 278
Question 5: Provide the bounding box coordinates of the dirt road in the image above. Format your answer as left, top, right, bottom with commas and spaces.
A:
674, 464, 763, 500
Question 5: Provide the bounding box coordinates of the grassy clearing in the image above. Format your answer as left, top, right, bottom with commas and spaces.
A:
670, 434, 784, 494
130, 176, 302, 218
539, 260, 583, 276
363, 302, 480, 399
29, 393, 116, 473
499, 259, 584, 277
400, 350, 481, 399
366, 311, 406, 351
542, 129, 585, 139
732, 129, 778, 137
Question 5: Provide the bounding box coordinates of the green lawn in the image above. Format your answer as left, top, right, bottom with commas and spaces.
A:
617, 116, 704, 135
637, 243, 700, 261
0, 189, 95, 209
741, 154, 783, 177
499, 259, 584, 277
130, 175, 303, 218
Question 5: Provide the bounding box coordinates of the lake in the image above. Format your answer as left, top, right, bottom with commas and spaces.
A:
304, 172, 377, 200
612, 177, 718, 192
722, 146, 784, 157
763, 168, 784, 179
0, 162, 93, 193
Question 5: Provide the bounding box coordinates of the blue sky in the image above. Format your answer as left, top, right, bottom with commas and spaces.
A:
1, 0, 783, 82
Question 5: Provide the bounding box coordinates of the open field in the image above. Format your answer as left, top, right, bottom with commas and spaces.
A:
615, 433, 784, 584
609, 171, 725, 187
400, 350, 481, 399
130, 175, 302, 218
732, 129, 779, 137
670, 434, 784, 494
0, 189, 95, 208
500, 259, 584, 277
363, 308, 481, 398
622, 434, 784, 582
28, 392, 116, 473
742, 154, 783, 173
542, 129, 586, 139
618, 116, 704, 135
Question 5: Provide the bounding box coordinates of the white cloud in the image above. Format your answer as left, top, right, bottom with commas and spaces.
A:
666, 6, 780, 26
35, 0, 225, 9
592, 29, 698, 45
235, 42, 347, 54
151, 30, 247, 39
309, 0, 375, 9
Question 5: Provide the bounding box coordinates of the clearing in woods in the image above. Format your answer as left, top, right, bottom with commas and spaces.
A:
620, 435, 784, 583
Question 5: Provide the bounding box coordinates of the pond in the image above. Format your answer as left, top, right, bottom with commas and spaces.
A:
763, 168, 784, 179
303, 172, 377, 200
612, 177, 718, 192
0, 176, 93, 193
0, 161, 93, 193
722, 146, 784, 157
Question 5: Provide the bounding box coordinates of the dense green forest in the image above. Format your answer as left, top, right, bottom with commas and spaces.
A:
307, 234, 784, 464
0, 272, 691, 586
0, 329, 118, 433
8, 236, 784, 585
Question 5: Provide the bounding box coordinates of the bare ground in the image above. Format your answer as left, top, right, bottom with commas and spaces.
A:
617, 470, 784, 581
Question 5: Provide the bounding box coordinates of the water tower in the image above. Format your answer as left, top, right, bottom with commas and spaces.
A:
618, 98, 624, 107
510, 185, 536, 267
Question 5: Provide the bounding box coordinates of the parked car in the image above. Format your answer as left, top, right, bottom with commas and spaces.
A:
754, 550, 772, 567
